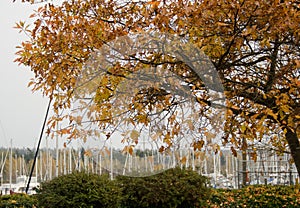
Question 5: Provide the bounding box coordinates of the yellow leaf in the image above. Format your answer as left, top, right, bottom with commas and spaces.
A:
159, 146, 165, 153
266, 109, 278, 121
204, 132, 216, 141
231, 146, 237, 157
180, 156, 187, 164
193, 140, 204, 151
168, 114, 176, 124
281, 105, 291, 113
84, 149, 92, 157
29, 12, 36, 18
163, 132, 172, 146
130, 130, 140, 141
217, 22, 229, 27
240, 124, 247, 133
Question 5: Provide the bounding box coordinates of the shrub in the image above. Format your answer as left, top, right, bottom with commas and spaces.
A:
35, 171, 122, 208
117, 167, 211, 208
0, 193, 37, 208
208, 185, 300, 207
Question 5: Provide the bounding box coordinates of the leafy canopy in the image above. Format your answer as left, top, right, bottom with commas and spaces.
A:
15, 0, 299, 172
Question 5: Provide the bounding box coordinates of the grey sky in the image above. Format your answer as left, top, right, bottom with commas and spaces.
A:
0, 1, 50, 148
0, 1, 123, 150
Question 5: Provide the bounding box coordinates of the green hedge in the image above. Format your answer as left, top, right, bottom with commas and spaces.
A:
35, 172, 122, 208
117, 167, 210, 208
208, 185, 300, 207
34, 168, 210, 208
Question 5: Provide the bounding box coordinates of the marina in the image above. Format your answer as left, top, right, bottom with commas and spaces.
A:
0, 144, 298, 194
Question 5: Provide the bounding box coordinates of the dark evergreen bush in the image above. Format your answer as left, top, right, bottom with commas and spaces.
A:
117, 167, 211, 208
35, 172, 122, 208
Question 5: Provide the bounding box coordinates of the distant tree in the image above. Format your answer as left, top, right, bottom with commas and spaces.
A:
24, 148, 34, 163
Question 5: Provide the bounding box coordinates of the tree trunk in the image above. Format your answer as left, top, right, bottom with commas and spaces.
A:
285, 128, 300, 178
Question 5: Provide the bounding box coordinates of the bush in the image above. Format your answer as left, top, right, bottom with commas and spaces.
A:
0, 193, 37, 208
208, 185, 300, 207
35, 171, 122, 208
117, 167, 211, 208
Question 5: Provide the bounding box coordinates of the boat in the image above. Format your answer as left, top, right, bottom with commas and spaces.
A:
1, 175, 39, 195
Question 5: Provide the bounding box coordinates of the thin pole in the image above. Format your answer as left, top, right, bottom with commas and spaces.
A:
55, 128, 59, 177
110, 139, 113, 180
36, 156, 38, 181
9, 139, 12, 191
15, 154, 17, 180
46, 137, 49, 181
1, 152, 3, 187
63, 148, 66, 175
69, 148, 72, 174
26, 99, 51, 194
19, 155, 22, 176
99, 153, 102, 175
40, 153, 43, 181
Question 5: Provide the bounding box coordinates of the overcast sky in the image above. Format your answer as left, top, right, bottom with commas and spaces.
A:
0, 1, 126, 151
0, 0, 124, 151
0, 1, 51, 148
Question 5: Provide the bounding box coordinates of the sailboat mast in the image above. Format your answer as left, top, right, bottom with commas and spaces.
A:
46, 137, 49, 181
69, 148, 72, 174
110, 139, 113, 180
9, 139, 12, 191
63, 148, 66, 175
1, 152, 3, 187
15, 154, 17, 180
55, 130, 59, 177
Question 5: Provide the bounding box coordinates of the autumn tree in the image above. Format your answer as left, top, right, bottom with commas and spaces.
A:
15, 0, 299, 175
